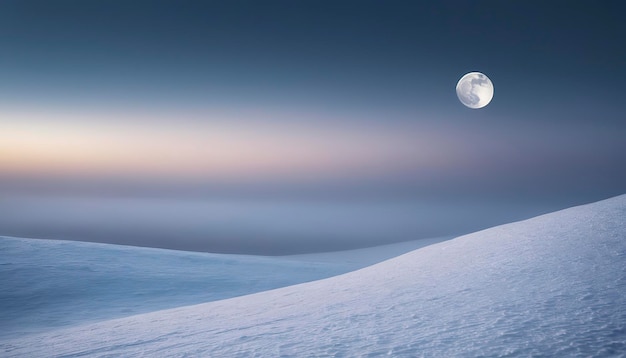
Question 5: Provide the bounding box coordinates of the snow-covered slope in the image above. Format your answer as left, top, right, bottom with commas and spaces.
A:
0, 235, 446, 339
2, 195, 625, 357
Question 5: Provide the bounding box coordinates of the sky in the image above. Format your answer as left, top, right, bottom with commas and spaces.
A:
0, 1, 625, 254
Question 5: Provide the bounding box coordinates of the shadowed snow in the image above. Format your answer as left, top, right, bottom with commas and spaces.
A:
0, 235, 447, 339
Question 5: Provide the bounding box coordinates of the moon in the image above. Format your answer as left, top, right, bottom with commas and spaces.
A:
456, 72, 494, 109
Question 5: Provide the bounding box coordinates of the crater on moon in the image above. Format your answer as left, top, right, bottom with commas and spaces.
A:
456, 72, 494, 109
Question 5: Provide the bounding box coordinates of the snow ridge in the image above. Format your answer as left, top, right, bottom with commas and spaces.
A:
0, 235, 447, 339
2, 195, 625, 357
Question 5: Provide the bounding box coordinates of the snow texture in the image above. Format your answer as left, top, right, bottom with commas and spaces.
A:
0, 235, 446, 339
2, 195, 625, 357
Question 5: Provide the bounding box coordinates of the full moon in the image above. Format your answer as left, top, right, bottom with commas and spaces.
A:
456, 72, 494, 109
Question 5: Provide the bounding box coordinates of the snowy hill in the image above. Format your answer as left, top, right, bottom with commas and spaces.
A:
0, 235, 446, 339
2, 195, 625, 357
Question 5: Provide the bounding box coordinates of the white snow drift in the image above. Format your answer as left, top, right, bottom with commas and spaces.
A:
0, 235, 446, 339
2, 195, 625, 357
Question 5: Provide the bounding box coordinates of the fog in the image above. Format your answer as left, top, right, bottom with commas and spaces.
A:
0, 192, 575, 255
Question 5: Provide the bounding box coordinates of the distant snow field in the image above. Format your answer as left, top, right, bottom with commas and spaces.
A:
2, 195, 625, 357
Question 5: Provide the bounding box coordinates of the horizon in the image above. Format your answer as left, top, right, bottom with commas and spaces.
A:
1, 1, 625, 254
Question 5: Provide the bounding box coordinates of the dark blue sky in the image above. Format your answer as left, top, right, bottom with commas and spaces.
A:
1, 1, 623, 109
1, 0, 624, 193
2, 1, 625, 110
0, 1, 624, 253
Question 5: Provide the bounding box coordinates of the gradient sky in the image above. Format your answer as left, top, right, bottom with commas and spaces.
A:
0, 1, 625, 253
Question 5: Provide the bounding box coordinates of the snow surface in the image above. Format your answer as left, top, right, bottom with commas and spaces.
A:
0, 235, 447, 339
2, 195, 625, 357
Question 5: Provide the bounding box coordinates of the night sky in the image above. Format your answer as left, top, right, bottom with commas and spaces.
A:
0, 1, 624, 254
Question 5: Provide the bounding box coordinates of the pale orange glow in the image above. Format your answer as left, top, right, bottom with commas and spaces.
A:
0, 108, 462, 181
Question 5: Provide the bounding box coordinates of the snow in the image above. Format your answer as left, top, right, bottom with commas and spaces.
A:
2, 195, 625, 357
0, 234, 448, 339
284, 235, 451, 265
